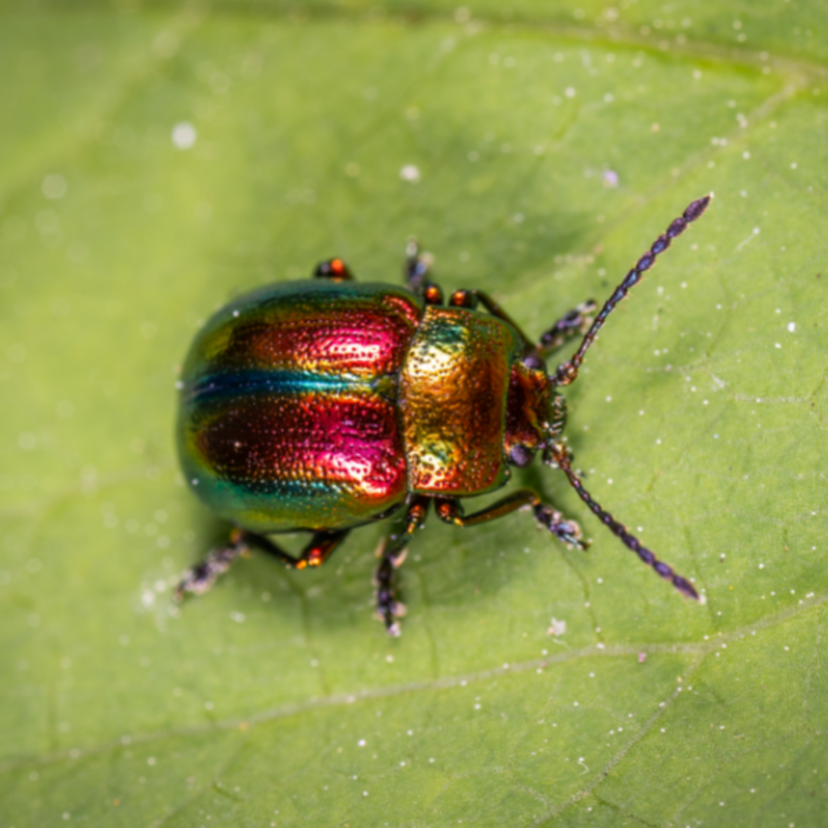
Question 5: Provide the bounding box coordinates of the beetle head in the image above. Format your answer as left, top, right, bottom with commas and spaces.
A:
504, 358, 551, 467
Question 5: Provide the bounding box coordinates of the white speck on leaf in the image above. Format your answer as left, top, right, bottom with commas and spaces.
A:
548, 618, 566, 636
172, 122, 197, 149
399, 165, 421, 183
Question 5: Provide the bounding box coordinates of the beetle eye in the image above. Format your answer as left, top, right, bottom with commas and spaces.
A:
523, 354, 545, 371
508, 444, 534, 467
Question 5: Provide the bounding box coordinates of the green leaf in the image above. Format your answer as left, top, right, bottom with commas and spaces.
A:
1, 3, 826, 826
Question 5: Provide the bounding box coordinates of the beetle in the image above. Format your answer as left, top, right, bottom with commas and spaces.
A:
176, 195, 711, 634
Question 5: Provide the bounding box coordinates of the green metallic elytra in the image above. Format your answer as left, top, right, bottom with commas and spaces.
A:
179, 279, 424, 381
177, 280, 425, 534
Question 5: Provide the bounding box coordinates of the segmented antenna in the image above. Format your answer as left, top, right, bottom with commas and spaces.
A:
548, 445, 702, 601
552, 194, 712, 387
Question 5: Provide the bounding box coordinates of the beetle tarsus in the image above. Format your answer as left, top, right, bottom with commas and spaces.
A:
537, 300, 598, 356
532, 503, 588, 551
375, 555, 404, 635
373, 497, 429, 633
391, 547, 408, 568
175, 540, 246, 599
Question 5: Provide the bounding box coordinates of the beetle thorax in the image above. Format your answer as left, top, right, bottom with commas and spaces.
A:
399, 306, 522, 497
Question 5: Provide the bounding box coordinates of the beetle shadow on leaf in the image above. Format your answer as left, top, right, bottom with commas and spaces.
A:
188, 508, 232, 562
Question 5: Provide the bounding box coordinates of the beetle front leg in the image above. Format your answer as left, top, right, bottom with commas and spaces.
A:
375, 496, 430, 636
434, 490, 588, 550
449, 289, 536, 352
536, 300, 597, 357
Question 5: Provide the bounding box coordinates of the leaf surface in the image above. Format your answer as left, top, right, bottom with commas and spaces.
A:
1, 3, 827, 826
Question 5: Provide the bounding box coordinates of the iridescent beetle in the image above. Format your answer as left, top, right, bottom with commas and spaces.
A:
177, 196, 710, 634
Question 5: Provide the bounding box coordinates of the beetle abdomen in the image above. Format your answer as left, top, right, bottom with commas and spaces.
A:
177, 282, 422, 533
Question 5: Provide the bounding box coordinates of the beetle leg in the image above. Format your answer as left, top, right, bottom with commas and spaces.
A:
547, 442, 703, 602
535, 300, 597, 357
245, 529, 351, 570
404, 240, 444, 305
375, 496, 430, 636
449, 289, 536, 352
175, 529, 350, 599
548, 390, 568, 440
175, 527, 248, 598
433, 490, 588, 550
551, 194, 712, 387
314, 258, 355, 281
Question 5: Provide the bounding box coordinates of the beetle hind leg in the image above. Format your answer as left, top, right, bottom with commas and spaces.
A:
374, 537, 409, 637
245, 529, 351, 569
175, 528, 350, 600
175, 528, 248, 599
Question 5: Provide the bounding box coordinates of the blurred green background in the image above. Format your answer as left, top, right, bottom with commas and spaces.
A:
1, 1, 827, 825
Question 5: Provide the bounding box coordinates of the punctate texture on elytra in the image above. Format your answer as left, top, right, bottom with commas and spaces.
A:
178, 281, 424, 534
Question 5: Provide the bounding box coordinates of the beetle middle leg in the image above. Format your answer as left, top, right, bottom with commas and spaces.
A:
176, 528, 350, 598
314, 258, 355, 281
434, 490, 587, 550
404, 240, 444, 305
375, 495, 430, 636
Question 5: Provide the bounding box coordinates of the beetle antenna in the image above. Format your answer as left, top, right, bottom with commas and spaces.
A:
551, 194, 712, 387
547, 443, 703, 602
